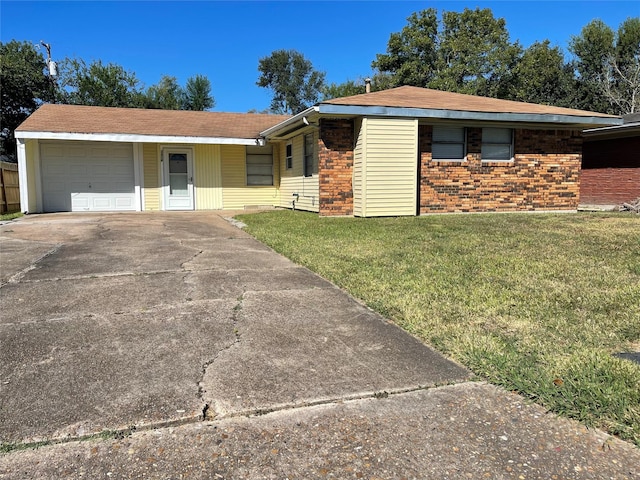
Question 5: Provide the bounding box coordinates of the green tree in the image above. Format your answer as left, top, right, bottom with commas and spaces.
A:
510, 41, 575, 107
571, 17, 640, 114
257, 49, 326, 114
569, 20, 616, 113
323, 80, 364, 100
372, 8, 521, 98
322, 76, 391, 100
183, 74, 215, 111
372, 9, 439, 88
144, 75, 184, 110
58, 58, 145, 107
431, 8, 521, 97
0, 40, 52, 160
615, 17, 640, 70
602, 17, 640, 114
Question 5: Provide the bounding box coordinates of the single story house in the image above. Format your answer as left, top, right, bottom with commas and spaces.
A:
581, 113, 640, 208
15, 86, 621, 216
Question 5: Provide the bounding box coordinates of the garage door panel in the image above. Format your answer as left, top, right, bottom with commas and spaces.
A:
91, 164, 110, 176
72, 166, 90, 176
92, 198, 111, 209
90, 147, 110, 156
72, 196, 90, 209
91, 181, 132, 193
69, 181, 89, 192
115, 197, 134, 208
46, 181, 67, 194
41, 141, 136, 212
110, 164, 134, 176
47, 194, 70, 212
42, 145, 64, 157
68, 146, 87, 157
44, 165, 67, 176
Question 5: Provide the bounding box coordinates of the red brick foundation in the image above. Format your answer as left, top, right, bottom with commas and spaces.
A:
318, 119, 354, 216
419, 126, 582, 213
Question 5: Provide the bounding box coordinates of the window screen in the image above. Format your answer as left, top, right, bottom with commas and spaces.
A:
304, 134, 315, 177
246, 145, 274, 186
432, 126, 466, 160
482, 128, 513, 161
285, 143, 292, 170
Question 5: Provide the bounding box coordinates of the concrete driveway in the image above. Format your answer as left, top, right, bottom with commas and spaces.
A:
1, 212, 639, 478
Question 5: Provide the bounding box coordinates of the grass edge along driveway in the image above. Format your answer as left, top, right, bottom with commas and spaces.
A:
238, 210, 640, 447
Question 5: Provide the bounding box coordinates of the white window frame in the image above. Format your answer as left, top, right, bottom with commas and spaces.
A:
285, 142, 293, 170
431, 126, 467, 162
246, 144, 274, 186
481, 127, 514, 162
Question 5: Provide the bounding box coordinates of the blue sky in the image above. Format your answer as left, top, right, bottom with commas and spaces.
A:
2, 1, 638, 112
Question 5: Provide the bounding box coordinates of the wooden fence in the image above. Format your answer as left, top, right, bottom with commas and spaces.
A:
0, 161, 20, 214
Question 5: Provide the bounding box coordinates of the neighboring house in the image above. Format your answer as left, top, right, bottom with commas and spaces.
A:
581, 113, 640, 208
15, 86, 621, 216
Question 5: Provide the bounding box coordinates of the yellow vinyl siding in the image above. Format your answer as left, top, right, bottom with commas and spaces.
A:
278, 134, 319, 212
142, 143, 160, 210
194, 144, 222, 210
353, 119, 364, 217
221, 144, 280, 209
361, 117, 417, 217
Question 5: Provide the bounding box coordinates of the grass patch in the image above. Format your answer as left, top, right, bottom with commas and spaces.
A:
0, 212, 22, 222
0, 427, 135, 454
238, 210, 640, 446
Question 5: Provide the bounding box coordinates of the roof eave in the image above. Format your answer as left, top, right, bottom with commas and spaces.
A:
259, 107, 318, 139
583, 122, 640, 135
14, 131, 263, 145
317, 104, 622, 127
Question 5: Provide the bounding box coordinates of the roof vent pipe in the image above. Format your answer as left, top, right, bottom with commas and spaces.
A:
365, 78, 371, 94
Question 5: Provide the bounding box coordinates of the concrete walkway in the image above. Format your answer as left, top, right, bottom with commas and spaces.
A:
1, 212, 638, 479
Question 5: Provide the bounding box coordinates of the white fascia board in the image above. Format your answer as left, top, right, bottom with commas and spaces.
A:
259, 107, 318, 138
14, 131, 261, 145
583, 122, 640, 135
317, 104, 623, 127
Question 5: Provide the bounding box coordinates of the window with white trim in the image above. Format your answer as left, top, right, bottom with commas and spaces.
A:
432, 126, 466, 161
285, 143, 293, 170
304, 133, 315, 177
482, 128, 513, 161
246, 145, 274, 186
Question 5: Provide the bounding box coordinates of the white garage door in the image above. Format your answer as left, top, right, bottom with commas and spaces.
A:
41, 142, 136, 212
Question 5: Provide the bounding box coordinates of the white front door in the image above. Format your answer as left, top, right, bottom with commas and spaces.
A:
163, 148, 194, 210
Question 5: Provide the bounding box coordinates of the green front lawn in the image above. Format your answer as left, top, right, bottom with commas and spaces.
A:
238, 210, 640, 446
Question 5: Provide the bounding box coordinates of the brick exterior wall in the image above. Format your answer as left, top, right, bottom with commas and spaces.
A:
419, 126, 582, 213
580, 168, 640, 205
318, 119, 354, 216
581, 136, 640, 205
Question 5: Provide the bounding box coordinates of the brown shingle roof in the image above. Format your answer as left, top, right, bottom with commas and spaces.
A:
16, 104, 291, 139
322, 86, 617, 118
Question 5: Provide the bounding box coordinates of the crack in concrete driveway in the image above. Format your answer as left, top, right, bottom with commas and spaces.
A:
0, 212, 468, 446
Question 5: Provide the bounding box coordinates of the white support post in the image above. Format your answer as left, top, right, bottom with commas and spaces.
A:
16, 139, 29, 213
133, 143, 143, 211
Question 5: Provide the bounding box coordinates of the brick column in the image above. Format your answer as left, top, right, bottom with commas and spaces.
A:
318, 119, 354, 216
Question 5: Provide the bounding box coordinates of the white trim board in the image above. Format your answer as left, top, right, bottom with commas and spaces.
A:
15, 131, 263, 146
